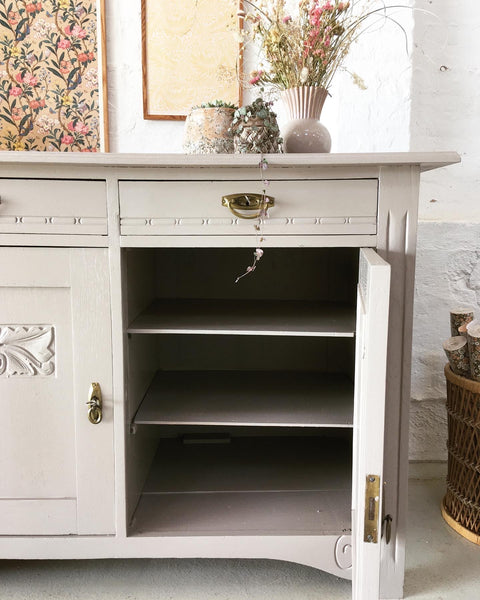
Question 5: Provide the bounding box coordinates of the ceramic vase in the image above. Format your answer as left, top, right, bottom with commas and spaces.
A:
280, 86, 331, 153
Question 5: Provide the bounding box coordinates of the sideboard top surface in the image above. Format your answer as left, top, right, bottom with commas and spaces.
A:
0, 151, 460, 172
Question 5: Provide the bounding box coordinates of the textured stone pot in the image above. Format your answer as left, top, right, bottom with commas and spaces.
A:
280, 86, 331, 153
183, 107, 235, 154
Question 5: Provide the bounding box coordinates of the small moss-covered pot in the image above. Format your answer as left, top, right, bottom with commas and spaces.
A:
183, 106, 235, 154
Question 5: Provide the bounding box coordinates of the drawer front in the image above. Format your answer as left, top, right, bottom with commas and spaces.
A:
119, 179, 377, 236
0, 179, 107, 235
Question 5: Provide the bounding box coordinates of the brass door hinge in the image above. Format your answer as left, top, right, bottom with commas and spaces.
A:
364, 474, 380, 543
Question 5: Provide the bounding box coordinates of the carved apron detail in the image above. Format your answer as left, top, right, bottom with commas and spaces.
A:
0, 326, 55, 377
334, 535, 353, 570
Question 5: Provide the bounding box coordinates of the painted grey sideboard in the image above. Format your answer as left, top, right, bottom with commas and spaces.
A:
0, 152, 459, 600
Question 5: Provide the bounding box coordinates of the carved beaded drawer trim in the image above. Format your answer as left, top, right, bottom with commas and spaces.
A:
120, 215, 377, 235
0, 179, 107, 235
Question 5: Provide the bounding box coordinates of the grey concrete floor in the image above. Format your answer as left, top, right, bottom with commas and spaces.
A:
0, 477, 479, 599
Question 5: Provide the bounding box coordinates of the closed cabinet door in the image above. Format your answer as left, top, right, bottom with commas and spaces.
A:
0, 248, 114, 535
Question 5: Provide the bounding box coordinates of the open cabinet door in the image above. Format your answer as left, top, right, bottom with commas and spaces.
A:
352, 248, 391, 599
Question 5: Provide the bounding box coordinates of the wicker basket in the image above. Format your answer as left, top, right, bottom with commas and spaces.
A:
442, 364, 480, 544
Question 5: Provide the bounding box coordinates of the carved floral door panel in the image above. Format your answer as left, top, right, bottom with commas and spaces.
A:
0, 247, 114, 535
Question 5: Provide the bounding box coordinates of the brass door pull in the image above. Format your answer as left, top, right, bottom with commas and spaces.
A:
222, 193, 275, 219
87, 382, 102, 424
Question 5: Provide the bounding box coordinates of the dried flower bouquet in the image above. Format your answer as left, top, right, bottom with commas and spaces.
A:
237, 0, 408, 92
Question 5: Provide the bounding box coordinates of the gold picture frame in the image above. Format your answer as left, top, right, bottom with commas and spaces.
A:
142, 0, 242, 120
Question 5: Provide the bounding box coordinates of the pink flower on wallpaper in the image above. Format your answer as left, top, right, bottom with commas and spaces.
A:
24, 73, 39, 86
9, 86, 22, 96
15, 71, 39, 87
26, 2, 42, 13
75, 122, 89, 134
30, 98, 46, 110
59, 59, 72, 74
68, 120, 90, 135
11, 107, 23, 120
61, 134, 74, 145
66, 24, 87, 39
72, 25, 87, 38
8, 10, 19, 25
58, 38, 71, 49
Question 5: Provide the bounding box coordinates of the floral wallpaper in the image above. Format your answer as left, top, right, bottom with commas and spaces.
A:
0, 0, 104, 151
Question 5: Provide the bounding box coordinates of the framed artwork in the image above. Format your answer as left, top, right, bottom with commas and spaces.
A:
0, 0, 108, 152
142, 0, 241, 120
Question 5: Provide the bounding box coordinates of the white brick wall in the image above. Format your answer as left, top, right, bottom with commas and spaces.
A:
409, 1, 480, 459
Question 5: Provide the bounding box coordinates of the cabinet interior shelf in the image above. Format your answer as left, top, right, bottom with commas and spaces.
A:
127, 299, 356, 337
134, 370, 354, 428
130, 436, 352, 537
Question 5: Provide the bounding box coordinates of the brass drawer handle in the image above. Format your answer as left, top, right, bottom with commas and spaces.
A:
222, 193, 275, 219
87, 382, 103, 424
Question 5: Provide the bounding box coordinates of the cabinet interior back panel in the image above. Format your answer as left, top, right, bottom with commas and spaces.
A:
153, 335, 355, 374
153, 248, 359, 302
143, 436, 352, 494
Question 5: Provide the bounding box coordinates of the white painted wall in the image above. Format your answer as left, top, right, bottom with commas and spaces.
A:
330, 3, 414, 153
105, 0, 478, 460
411, 0, 480, 222
106, 0, 414, 154
106, 1, 184, 152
